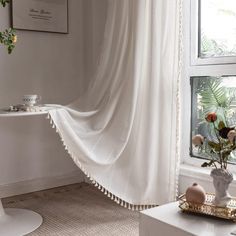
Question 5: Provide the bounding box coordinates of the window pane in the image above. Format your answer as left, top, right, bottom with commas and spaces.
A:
191, 76, 236, 164
200, 0, 236, 58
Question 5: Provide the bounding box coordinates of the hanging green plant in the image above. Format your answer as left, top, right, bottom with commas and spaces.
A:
0, 0, 9, 7
0, 0, 17, 54
0, 28, 17, 54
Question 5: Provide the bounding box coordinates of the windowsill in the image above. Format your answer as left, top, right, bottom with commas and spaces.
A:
179, 163, 236, 196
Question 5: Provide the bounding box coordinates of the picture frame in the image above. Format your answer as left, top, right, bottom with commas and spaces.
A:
12, 0, 68, 34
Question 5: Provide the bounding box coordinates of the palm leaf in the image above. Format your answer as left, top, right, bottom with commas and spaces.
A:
198, 78, 235, 121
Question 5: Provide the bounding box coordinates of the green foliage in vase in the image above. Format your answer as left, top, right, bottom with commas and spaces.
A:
0, 0, 17, 54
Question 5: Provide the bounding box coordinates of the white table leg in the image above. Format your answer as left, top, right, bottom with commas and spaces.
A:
0, 200, 5, 217
0, 199, 43, 236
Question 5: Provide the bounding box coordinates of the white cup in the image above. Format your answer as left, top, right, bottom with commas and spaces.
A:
23, 94, 41, 106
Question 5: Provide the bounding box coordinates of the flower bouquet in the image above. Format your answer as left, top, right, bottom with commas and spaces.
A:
193, 112, 236, 170
191, 78, 236, 206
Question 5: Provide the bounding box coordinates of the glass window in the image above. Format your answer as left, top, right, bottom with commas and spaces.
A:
191, 76, 236, 163
200, 0, 236, 58
187, 1, 236, 166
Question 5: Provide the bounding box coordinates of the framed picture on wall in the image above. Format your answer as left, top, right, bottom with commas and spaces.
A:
12, 0, 68, 34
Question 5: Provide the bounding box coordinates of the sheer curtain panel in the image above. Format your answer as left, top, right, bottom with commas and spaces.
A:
48, 0, 183, 209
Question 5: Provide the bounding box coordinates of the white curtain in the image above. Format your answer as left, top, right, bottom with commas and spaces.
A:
48, 0, 182, 209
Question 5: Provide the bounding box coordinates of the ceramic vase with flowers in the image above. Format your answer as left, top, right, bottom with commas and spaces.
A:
192, 112, 236, 207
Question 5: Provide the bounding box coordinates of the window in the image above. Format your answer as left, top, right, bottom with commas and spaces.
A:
200, 0, 236, 58
191, 0, 236, 65
186, 0, 236, 166
191, 76, 236, 163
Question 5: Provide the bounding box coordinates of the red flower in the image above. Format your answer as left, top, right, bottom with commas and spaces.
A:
205, 112, 217, 122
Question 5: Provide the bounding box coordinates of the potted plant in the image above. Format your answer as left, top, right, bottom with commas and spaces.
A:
192, 78, 236, 207
0, 0, 17, 53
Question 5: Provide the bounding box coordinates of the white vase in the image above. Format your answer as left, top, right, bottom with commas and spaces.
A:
210, 168, 233, 207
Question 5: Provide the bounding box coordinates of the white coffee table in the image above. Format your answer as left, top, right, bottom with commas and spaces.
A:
140, 202, 236, 236
0, 105, 57, 236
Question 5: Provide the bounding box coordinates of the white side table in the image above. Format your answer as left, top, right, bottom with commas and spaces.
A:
140, 202, 236, 236
0, 105, 56, 236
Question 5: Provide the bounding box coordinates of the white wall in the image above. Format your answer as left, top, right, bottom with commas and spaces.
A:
0, 0, 108, 197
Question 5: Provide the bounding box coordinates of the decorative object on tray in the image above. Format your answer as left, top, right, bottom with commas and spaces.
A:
192, 111, 236, 207
179, 193, 236, 221
4, 104, 44, 112
211, 168, 233, 207
185, 183, 206, 204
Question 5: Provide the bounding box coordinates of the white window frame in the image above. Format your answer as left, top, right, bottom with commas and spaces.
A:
180, 0, 236, 193
190, 0, 236, 66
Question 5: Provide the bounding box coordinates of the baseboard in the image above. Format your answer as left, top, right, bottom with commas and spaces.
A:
0, 171, 85, 198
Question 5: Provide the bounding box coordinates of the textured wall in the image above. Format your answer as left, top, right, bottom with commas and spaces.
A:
0, 0, 108, 196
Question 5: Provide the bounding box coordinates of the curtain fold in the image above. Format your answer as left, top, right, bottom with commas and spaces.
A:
48, 0, 182, 208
